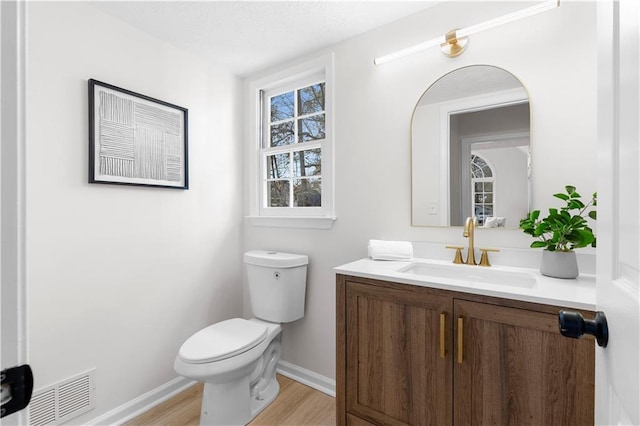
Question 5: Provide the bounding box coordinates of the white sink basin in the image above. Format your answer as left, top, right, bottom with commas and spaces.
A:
398, 262, 537, 288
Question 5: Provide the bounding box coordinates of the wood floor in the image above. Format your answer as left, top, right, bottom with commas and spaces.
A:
124, 375, 336, 426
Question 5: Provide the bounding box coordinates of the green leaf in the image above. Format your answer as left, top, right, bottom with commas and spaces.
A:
529, 210, 540, 221
571, 215, 585, 225
554, 193, 570, 201
577, 230, 595, 248
568, 199, 585, 210
589, 211, 597, 220
531, 241, 548, 249
581, 231, 595, 245
534, 222, 548, 236
565, 185, 576, 195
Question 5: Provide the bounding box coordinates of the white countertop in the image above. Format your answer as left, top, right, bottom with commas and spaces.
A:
335, 258, 596, 311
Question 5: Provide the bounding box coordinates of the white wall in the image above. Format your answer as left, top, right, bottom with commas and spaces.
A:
412, 102, 442, 226
474, 147, 529, 228
244, 1, 597, 382
26, 2, 243, 423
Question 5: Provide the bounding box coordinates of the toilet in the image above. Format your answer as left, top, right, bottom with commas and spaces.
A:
174, 250, 308, 426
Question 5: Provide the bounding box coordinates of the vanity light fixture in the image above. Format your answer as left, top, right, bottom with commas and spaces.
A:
373, 0, 559, 65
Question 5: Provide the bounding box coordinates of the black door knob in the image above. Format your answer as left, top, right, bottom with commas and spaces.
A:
558, 310, 609, 348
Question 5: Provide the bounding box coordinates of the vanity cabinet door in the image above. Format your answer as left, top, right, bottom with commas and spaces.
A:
453, 300, 595, 426
345, 281, 453, 426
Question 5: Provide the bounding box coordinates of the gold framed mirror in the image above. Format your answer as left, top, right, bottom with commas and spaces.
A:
411, 65, 531, 228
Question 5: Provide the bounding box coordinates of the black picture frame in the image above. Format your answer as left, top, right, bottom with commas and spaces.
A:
88, 79, 189, 189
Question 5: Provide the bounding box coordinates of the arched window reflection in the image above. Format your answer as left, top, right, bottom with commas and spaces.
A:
471, 154, 494, 226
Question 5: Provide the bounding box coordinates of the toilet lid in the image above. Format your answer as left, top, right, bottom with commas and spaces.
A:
178, 318, 268, 364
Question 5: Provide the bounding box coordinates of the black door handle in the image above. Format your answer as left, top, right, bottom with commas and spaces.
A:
1, 365, 33, 418
558, 310, 609, 347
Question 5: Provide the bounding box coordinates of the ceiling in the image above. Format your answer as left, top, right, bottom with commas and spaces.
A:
90, 1, 439, 77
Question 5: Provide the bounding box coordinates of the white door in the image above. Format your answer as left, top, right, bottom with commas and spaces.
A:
595, 0, 640, 424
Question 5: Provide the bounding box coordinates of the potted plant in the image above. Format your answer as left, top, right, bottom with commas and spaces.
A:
519, 185, 596, 279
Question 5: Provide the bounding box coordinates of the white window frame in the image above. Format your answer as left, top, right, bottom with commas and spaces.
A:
247, 54, 335, 229
470, 154, 496, 226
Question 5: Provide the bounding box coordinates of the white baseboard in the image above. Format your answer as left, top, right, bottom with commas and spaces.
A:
84, 362, 333, 425
277, 360, 336, 397
86, 376, 197, 426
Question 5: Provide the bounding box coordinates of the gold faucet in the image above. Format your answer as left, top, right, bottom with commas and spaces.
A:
478, 248, 500, 267
463, 216, 477, 265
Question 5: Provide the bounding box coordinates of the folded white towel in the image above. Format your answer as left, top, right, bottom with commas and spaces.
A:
368, 240, 414, 261
483, 217, 506, 228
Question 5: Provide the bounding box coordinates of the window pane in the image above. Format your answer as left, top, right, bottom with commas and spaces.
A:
484, 182, 493, 191
298, 83, 325, 115
484, 193, 493, 203
297, 114, 325, 143
268, 180, 290, 207
475, 205, 493, 217
294, 178, 321, 207
471, 163, 481, 178
270, 92, 294, 122
267, 153, 290, 179
270, 121, 294, 147
474, 182, 483, 192
293, 149, 321, 177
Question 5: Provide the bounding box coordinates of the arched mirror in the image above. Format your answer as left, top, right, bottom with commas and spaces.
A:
411, 65, 531, 228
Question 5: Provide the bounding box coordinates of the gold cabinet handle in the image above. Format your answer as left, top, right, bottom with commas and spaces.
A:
440, 313, 446, 358
457, 316, 464, 364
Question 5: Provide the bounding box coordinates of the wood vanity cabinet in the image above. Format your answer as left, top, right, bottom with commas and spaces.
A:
336, 274, 595, 426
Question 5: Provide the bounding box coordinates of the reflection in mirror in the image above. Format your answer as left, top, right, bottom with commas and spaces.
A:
411, 65, 530, 228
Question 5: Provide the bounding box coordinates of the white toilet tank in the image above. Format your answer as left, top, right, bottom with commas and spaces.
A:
244, 251, 308, 323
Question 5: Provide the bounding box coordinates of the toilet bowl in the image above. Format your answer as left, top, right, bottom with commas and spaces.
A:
174, 318, 283, 425
174, 251, 308, 426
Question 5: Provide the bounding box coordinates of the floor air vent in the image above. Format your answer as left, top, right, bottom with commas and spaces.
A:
28, 369, 96, 426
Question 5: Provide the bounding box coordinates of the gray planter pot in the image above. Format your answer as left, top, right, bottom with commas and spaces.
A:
540, 250, 579, 279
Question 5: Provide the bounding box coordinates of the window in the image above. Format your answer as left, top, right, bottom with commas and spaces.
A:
248, 55, 334, 229
264, 82, 325, 208
470, 154, 495, 226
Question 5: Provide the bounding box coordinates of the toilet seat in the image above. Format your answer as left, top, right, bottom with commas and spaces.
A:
178, 318, 267, 364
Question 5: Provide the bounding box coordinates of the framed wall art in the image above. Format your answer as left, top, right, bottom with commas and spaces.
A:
88, 79, 189, 189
